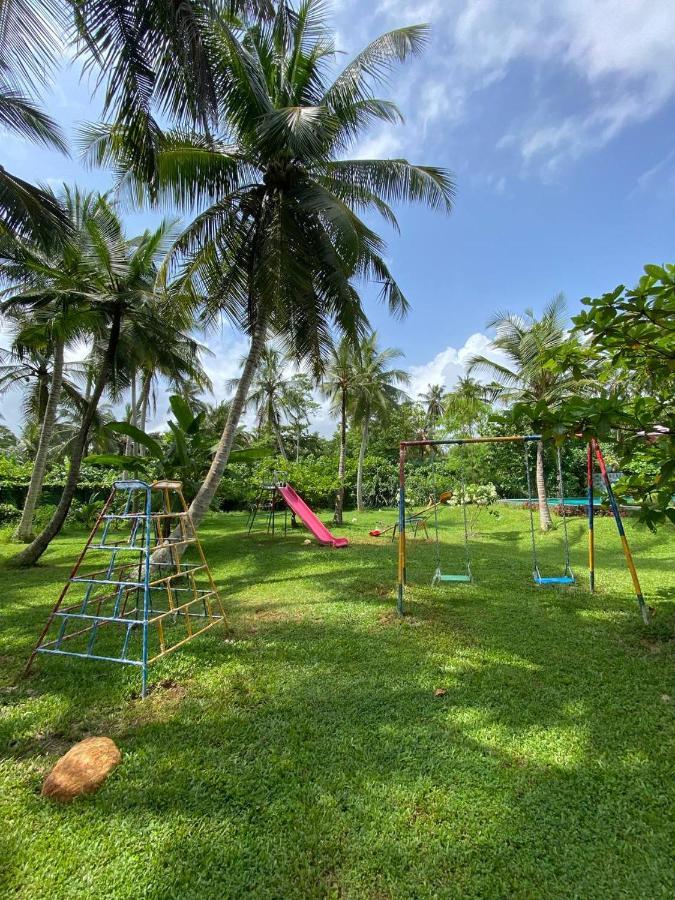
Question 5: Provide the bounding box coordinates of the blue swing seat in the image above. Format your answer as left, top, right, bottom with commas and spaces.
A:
534, 573, 576, 586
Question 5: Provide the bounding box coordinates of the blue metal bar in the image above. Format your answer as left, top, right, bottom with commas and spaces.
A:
72, 577, 145, 587
121, 623, 134, 660
53, 611, 141, 624
36, 646, 143, 666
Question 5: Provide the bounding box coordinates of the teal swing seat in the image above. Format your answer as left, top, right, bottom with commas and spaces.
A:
524, 443, 575, 588
533, 568, 576, 586
433, 568, 472, 584
430, 455, 473, 587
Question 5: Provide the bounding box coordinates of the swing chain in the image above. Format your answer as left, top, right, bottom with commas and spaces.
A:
523, 441, 540, 579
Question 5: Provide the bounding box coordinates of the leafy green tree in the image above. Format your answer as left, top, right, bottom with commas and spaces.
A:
419, 384, 445, 433
321, 337, 358, 524
350, 332, 408, 511
468, 295, 585, 531
0, 187, 109, 539
527, 264, 675, 528
443, 376, 494, 437
10, 204, 185, 566
88, 394, 268, 501
82, 2, 454, 534
283, 373, 319, 462
230, 345, 294, 458
0, 0, 69, 239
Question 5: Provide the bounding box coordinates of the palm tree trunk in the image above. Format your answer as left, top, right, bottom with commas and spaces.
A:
356, 415, 369, 512
272, 415, 288, 460
138, 370, 152, 454
125, 370, 138, 456
13, 338, 65, 542
187, 312, 268, 531
10, 307, 123, 567
536, 440, 552, 532
296, 424, 301, 462
334, 388, 346, 525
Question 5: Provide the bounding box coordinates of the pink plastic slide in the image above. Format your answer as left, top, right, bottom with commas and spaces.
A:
277, 484, 349, 548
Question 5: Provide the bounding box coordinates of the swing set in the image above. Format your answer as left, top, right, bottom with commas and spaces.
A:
396, 434, 649, 624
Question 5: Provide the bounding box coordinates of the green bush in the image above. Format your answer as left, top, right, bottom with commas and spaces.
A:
0, 503, 20, 526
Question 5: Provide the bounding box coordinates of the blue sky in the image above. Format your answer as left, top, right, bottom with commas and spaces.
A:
2, 0, 674, 433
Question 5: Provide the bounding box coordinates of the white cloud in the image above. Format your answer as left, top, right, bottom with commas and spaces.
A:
407, 331, 510, 400
337, 0, 675, 174
352, 130, 402, 159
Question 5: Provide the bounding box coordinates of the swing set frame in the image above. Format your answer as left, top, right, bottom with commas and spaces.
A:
396, 434, 650, 624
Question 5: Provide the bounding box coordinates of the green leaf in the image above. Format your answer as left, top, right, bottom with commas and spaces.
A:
84, 454, 147, 472
169, 395, 196, 432
104, 422, 163, 460
224, 447, 274, 462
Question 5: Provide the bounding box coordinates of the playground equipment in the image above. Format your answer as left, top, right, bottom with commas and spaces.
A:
431, 460, 471, 585
248, 481, 348, 548
369, 491, 452, 539
25, 480, 226, 697
524, 442, 575, 585
395, 436, 649, 624
247, 482, 290, 536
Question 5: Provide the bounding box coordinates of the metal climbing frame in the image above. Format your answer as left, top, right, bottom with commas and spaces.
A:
25, 479, 226, 697
396, 435, 649, 623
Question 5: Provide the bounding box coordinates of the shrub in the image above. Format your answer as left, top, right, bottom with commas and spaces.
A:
0, 503, 20, 526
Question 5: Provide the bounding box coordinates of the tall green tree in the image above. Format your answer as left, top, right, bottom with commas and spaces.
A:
10, 204, 187, 566
284, 372, 319, 462
419, 384, 446, 433
0, 0, 69, 239
351, 333, 408, 511
231, 345, 293, 458
82, 2, 454, 534
468, 295, 582, 531
444, 376, 493, 437
0, 187, 104, 540
321, 338, 358, 524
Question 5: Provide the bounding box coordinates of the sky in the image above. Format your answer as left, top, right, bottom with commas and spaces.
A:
1, 0, 674, 435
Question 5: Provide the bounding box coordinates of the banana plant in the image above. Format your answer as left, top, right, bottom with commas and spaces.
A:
86, 395, 269, 500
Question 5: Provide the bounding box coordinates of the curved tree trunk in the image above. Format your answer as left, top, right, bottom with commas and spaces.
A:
272, 415, 288, 460
536, 439, 552, 532
13, 338, 65, 542
138, 370, 152, 440
187, 312, 268, 531
124, 370, 138, 456
10, 308, 123, 567
334, 388, 346, 525
356, 415, 369, 512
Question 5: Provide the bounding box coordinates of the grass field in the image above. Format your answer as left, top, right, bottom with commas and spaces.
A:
1, 505, 673, 898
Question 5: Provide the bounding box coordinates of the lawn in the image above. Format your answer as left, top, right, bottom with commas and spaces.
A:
1, 505, 673, 898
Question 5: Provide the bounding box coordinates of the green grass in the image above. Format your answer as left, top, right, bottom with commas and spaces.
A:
1, 506, 673, 898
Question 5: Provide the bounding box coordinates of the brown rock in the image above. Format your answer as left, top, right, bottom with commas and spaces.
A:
42, 736, 121, 802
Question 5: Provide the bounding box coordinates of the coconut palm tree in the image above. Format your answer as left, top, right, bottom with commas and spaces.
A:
443, 376, 494, 437
10, 204, 185, 566
82, 3, 454, 533
284, 372, 318, 462
467, 294, 581, 531
0, 0, 69, 239
321, 337, 359, 524
229, 344, 293, 458
0, 187, 107, 540
351, 333, 408, 511
419, 384, 446, 433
